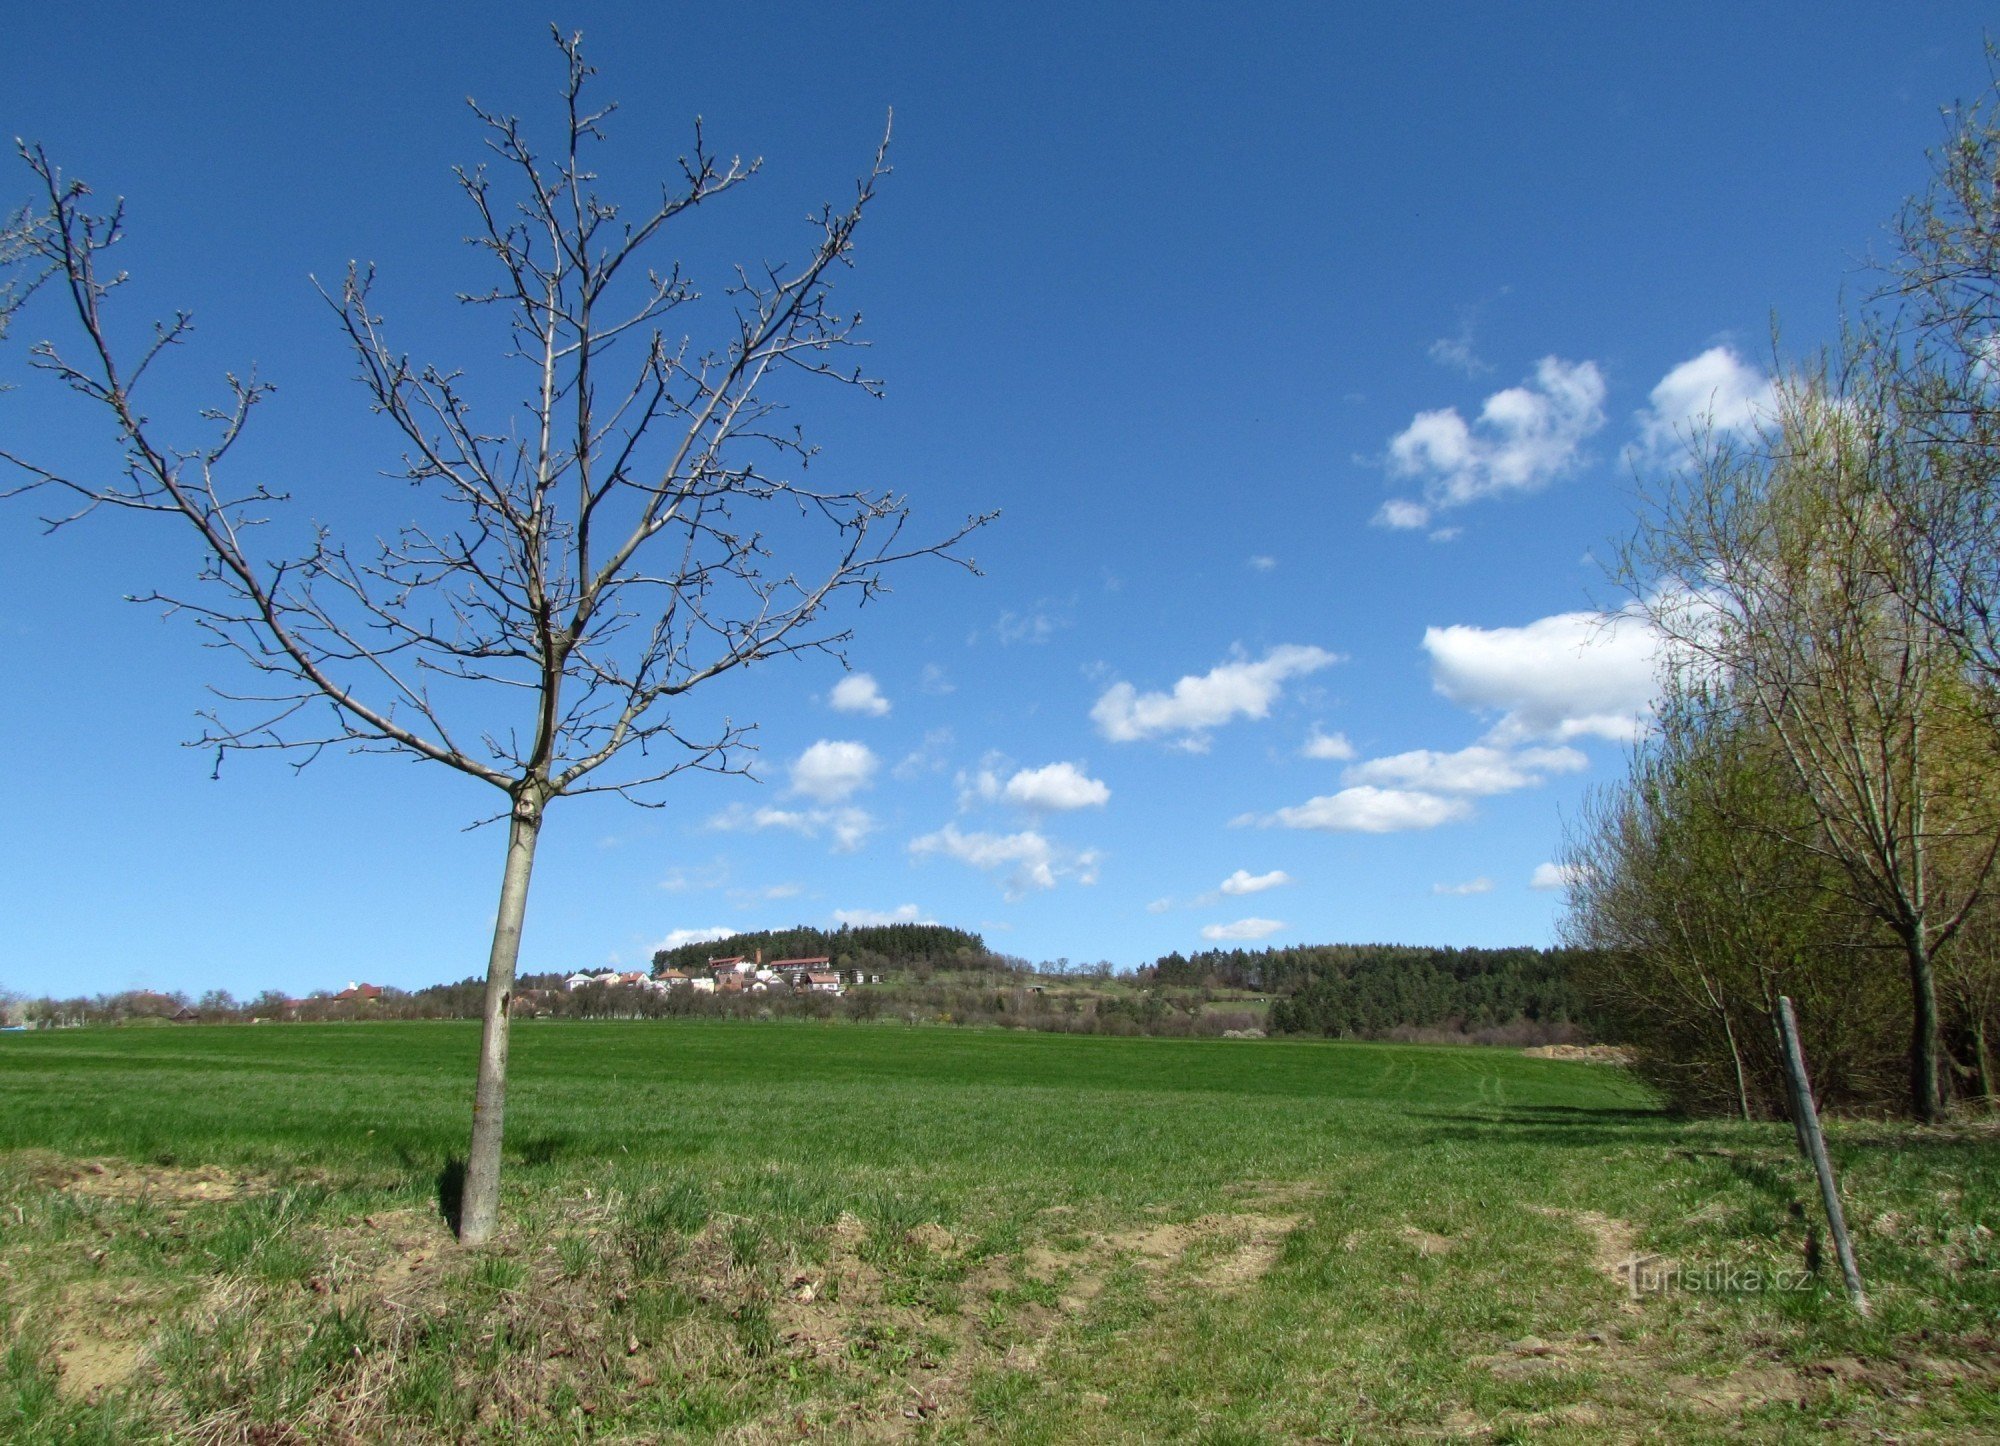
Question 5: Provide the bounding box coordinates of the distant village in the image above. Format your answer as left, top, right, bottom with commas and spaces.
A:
565, 950, 880, 999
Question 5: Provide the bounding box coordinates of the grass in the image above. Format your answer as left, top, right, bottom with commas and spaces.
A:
0, 1019, 1994, 1441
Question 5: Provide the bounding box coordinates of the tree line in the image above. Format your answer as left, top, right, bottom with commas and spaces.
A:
1149, 943, 1592, 1043
650, 923, 990, 974
1562, 66, 2000, 1121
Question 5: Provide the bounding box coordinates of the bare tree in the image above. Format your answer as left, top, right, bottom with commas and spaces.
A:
0, 201, 48, 349
1, 32, 988, 1243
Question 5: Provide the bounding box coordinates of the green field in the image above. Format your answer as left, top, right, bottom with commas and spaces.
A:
1, 1021, 1995, 1442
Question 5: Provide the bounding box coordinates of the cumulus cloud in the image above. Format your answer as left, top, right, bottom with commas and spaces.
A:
909, 823, 1101, 899
1344, 744, 1587, 797
1257, 786, 1473, 833
1146, 897, 1174, 914
708, 802, 876, 853
1531, 861, 1587, 891
1433, 877, 1495, 896
1381, 357, 1607, 521
1003, 762, 1110, 811
1220, 868, 1291, 896
920, 663, 955, 695
1302, 728, 1357, 761
1201, 917, 1285, 942
828, 673, 891, 717
1248, 555, 1279, 572
1287, 788, 1471, 832
1630, 345, 1775, 469
789, 740, 878, 803
1093, 644, 1340, 745
1423, 608, 1661, 744
833, 904, 937, 927
1374, 497, 1432, 531
653, 925, 734, 951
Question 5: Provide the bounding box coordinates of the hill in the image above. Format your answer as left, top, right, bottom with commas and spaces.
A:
649, 922, 990, 974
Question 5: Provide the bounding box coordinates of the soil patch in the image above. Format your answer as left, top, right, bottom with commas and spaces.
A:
1521, 1044, 1636, 1066
31, 1153, 273, 1205
1531, 1205, 1645, 1280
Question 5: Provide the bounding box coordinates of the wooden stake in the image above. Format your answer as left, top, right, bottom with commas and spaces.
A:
1776, 996, 1870, 1315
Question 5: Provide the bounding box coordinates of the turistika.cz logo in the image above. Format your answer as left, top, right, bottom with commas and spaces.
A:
1616, 1256, 1815, 1300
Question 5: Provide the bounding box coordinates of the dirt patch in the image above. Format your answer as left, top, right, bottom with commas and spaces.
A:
55, 1334, 144, 1400
19, 1277, 172, 1401
1193, 1220, 1295, 1291
1521, 1044, 1635, 1065
1658, 1364, 1810, 1413
1399, 1224, 1458, 1257
325, 1206, 458, 1308
1532, 1205, 1645, 1281
1104, 1211, 1302, 1291
903, 1222, 957, 1256
31, 1154, 272, 1205
766, 1197, 1310, 1434
1471, 1330, 1811, 1415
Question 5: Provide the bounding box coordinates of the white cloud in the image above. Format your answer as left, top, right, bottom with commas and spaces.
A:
708, 802, 876, 853
1383, 356, 1607, 518
1093, 644, 1340, 745
833, 904, 937, 927
1248, 555, 1278, 572
1146, 897, 1174, 914
658, 860, 729, 892
1260, 786, 1473, 833
1630, 345, 1775, 469
1433, 877, 1495, 896
957, 763, 1004, 810
990, 604, 1070, 646
1220, 868, 1292, 896
892, 727, 954, 782
789, 740, 878, 803
1003, 762, 1111, 811
1344, 744, 1587, 797
919, 663, 955, 695
1428, 333, 1490, 376
653, 926, 735, 952
1374, 497, 1432, 530
1423, 608, 1661, 744
1301, 728, 1357, 761
1201, 917, 1285, 942
828, 673, 891, 717
909, 823, 1101, 900
1531, 861, 1587, 892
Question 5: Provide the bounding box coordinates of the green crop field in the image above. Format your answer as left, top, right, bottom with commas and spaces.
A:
1, 1021, 1995, 1442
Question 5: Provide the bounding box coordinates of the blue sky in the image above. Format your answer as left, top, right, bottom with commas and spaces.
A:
2, 4, 1992, 999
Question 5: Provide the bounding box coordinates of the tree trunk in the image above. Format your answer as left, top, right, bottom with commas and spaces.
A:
1974, 1015, 1998, 1114
1905, 931, 1944, 1124
1722, 1009, 1752, 1121
458, 793, 544, 1246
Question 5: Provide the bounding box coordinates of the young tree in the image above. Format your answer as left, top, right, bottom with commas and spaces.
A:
1624, 376, 1999, 1122
1562, 680, 1904, 1116
1, 33, 986, 1244
1868, 72, 2000, 708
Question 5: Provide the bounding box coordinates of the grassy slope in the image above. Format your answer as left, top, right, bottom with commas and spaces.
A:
0, 1021, 1994, 1442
